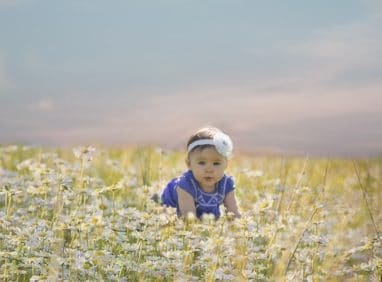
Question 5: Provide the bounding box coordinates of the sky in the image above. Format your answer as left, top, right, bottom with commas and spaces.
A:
1, 0, 382, 157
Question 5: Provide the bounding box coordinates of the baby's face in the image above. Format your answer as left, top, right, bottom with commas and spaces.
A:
187, 147, 227, 192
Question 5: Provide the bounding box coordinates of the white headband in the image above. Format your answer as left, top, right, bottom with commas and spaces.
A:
187, 132, 233, 158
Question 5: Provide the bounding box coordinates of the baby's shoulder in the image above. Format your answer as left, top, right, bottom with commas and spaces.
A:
223, 174, 235, 185
174, 171, 194, 189
218, 174, 235, 195
176, 171, 192, 184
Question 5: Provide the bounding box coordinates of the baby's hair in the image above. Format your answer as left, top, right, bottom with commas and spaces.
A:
186, 126, 223, 154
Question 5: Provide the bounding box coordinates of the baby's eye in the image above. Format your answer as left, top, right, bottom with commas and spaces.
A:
198, 161, 206, 165
213, 162, 221, 166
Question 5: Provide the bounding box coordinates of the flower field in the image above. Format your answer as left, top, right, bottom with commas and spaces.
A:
0, 145, 381, 281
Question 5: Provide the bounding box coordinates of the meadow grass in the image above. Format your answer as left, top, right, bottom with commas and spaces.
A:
0, 145, 381, 281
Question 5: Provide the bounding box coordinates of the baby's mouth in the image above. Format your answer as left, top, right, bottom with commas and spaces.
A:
204, 177, 214, 182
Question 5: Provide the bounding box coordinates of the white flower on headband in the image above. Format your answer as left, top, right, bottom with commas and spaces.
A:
187, 132, 233, 158
213, 132, 233, 158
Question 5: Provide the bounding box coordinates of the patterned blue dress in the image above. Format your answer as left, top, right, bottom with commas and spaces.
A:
161, 170, 235, 218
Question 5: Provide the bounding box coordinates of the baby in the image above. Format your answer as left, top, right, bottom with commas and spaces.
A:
161, 126, 241, 219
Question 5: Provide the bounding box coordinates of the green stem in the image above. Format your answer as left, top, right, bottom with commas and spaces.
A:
352, 161, 380, 239
285, 207, 318, 275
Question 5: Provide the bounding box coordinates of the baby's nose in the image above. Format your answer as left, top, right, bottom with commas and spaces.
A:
205, 165, 213, 171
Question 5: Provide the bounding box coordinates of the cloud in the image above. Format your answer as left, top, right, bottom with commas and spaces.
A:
286, 15, 382, 88
97, 75, 381, 155
29, 98, 56, 112
123, 84, 381, 128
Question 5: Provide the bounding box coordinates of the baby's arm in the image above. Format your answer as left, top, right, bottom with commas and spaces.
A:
223, 191, 241, 218
176, 187, 196, 218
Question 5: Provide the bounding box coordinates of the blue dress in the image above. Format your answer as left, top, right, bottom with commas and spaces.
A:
161, 170, 235, 218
